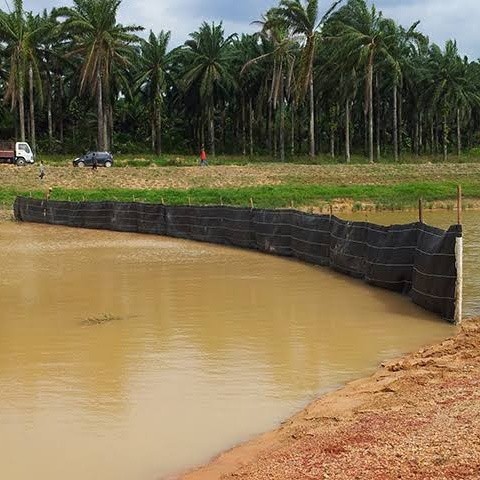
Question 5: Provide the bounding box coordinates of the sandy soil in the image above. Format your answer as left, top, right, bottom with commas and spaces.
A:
177, 318, 480, 480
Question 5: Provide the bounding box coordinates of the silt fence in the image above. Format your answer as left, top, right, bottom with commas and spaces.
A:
14, 197, 462, 323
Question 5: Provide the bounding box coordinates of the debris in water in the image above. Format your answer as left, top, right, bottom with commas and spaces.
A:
80, 314, 122, 327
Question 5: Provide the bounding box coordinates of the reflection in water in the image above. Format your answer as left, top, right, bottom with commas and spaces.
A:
0, 222, 457, 479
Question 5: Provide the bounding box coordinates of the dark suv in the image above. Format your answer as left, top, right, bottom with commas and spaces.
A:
73, 151, 114, 167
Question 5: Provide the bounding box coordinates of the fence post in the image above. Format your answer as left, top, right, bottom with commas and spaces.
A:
457, 185, 462, 225
455, 185, 463, 324
250, 197, 254, 209
418, 198, 423, 223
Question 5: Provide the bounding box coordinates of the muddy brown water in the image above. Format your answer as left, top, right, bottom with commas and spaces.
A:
0, 213, 472, 480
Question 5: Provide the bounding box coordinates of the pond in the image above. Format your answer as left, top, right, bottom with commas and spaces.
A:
0, 219, 462, 479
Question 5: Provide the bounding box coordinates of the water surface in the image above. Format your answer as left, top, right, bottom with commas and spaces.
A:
0, 221, 458, 479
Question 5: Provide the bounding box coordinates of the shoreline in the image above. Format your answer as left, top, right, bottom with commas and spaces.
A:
176, 318, 480, 480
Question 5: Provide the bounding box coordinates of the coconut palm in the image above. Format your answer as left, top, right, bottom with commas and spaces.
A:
332, 0, 396, 162
426, 40, 480, 160
273, 0, 342, 158
0, 0, 45, 144
242, 9, 299, 161
54, 0, 142, 150
135, 30, 171, 155
181, 22, 236, 157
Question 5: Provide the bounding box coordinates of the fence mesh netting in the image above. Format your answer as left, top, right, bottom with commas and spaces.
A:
14, 197, 462, 322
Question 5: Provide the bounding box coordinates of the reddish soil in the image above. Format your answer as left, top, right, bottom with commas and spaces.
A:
177, 318, 480, 480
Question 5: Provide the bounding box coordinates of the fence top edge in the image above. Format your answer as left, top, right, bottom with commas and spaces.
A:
13, 196, 460, 236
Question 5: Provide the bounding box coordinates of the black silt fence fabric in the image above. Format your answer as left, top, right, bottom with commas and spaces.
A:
13, 197, 461, 322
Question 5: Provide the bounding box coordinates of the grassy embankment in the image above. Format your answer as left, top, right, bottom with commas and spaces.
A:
1, 182, 478, 212
1, 157, 479, 212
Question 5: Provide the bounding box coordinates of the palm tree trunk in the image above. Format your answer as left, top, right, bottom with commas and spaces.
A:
268, 101, 273, 156
19, 82, 25, 142
457, 108, 461, 156
249, 98, 254, 157
97, 73, 104, 150
398, 90, 403, 158
430, 118, 434, 155
109, 104, 114, 151
364, 110, 368, 157
375, 73, 380, 160
151, 117, 156, 152
368, 57, 374, 162
47, 82, 53, 145
345, 97, 351, 163
443, 112, 448, 161
415, 114, 420, 156
59, 76, 64, 147
291, 106, 295, 156
242, 96, 246, 155
103, 110, 109, 151
29, 65, 36, 154
330, 124, 335, 158
209, 105, 215, 157
280, 76, 285, 162
156, 106, 162, 156
393, 83, 398, 161
419, 111, 424, 154
309, 75, 315, 157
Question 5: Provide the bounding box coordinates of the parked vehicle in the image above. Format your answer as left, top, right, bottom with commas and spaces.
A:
0, 141, 35, 166
73, 151, 114, 167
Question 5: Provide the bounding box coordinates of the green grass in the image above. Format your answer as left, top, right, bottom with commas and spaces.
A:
2, 181, 478, 211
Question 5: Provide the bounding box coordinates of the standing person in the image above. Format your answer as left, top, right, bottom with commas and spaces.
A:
92, 152, 98, 171
38, 161, 45, 180
199, 145, 208, 166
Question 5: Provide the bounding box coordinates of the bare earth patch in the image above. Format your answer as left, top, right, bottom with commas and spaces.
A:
178, 318, 480, 480
2, 163, 480, 191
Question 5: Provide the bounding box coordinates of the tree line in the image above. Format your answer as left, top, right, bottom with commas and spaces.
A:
1, 0, 479, 161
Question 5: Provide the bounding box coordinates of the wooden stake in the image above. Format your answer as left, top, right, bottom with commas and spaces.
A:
188, 196, 191, 206
250, 197, 254, 209
161, 197, 165, 205
329, 204, 333, 220
418, 198, 423, 223
291, 200, 294, 209
457, 185, 462, 225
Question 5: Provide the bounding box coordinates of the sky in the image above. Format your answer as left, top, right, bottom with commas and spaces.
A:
19, 0, 480, 59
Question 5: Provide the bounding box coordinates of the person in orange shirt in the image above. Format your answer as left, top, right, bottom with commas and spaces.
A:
199, 145, 208, 166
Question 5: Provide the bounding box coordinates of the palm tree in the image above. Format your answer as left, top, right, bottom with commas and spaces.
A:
332, 0, 395, 162
181, 22, 236, 157
55, 0, 142, 150
243, 10, 298, 162
274, 0, 342, 158
426, 40, 480, 160
135, 30, 171, 155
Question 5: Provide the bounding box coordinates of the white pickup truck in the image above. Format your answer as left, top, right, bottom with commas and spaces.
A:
0, 141, 35, 166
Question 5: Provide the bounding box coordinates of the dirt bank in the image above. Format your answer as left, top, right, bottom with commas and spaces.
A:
178, 318, 480, 480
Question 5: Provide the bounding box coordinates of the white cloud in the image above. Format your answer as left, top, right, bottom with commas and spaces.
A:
374, 0, 480, 59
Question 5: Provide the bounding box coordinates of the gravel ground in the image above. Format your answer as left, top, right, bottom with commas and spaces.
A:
179, 318, 480, 480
